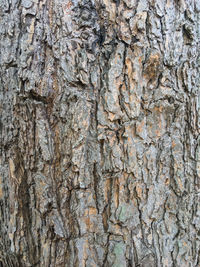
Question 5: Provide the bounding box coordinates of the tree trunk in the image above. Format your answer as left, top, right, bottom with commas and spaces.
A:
0, 0, 199, 266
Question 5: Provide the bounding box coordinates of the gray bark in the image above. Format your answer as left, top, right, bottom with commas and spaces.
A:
0, 0, 200, 266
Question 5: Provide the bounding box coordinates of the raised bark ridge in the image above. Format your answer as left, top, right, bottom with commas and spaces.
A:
0, 0, 200, 266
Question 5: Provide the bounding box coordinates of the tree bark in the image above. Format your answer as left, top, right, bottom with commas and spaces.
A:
0, 0, 200, 266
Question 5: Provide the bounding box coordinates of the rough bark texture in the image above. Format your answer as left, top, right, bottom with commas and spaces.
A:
0, 0, 200, 266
